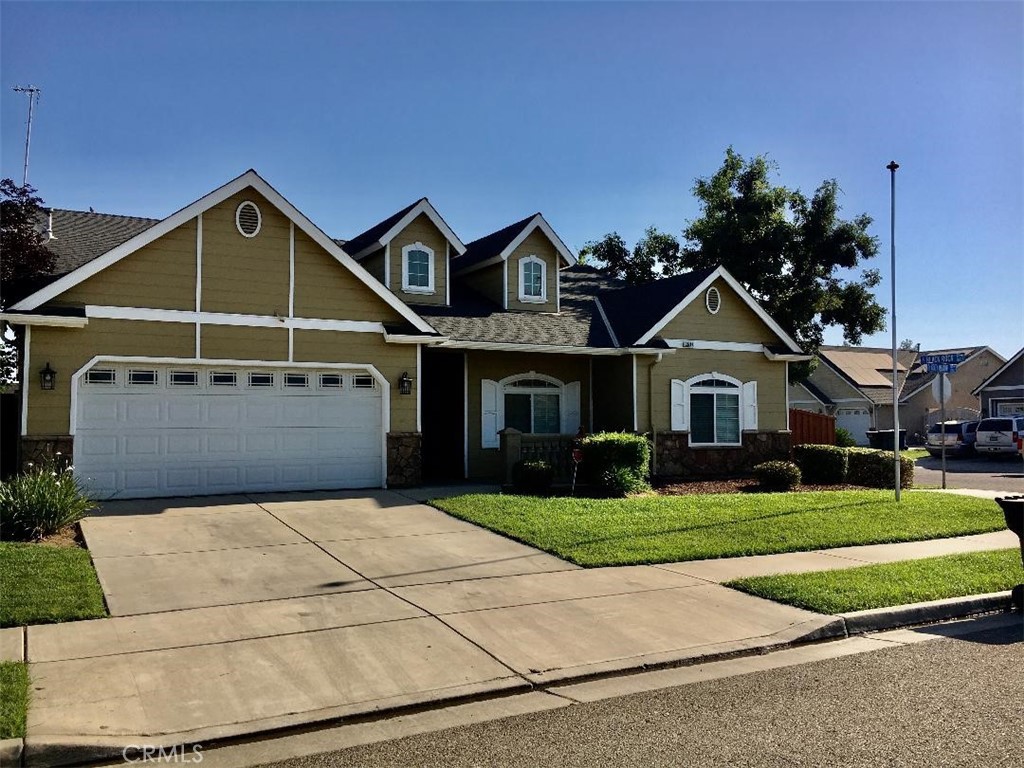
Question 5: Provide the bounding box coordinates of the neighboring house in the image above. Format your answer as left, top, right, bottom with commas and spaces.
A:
801, 345, 918, 444
2, 170, 807, 499
899, 346, 1005, 437
786, 379, 832, 415
972, 347, 1024, 418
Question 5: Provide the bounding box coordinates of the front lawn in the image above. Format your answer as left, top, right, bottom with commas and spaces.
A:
727, 548, 1022, 614
0, 662, 28, 739
433, 491, 1004, 567
0, 543, 107, 627
901, 448, 929, 461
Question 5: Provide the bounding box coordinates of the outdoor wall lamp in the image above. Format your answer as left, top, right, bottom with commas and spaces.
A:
398, 371, 413, 396
39, 362, 57, 390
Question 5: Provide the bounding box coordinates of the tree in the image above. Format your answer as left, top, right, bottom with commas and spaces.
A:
580, 226, 680, 285
1, 178, 54, 305
677, 148, 886, 376
899, 339, 919, 351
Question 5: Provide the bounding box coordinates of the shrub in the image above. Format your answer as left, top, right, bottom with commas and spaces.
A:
0, 460, 95, 541
511, 460, 555, 495
580, 432, 651, 497
846, 448, 914, 489
752, 460, 802, 491
835, 427, 858, 448
792, 444, 849, 485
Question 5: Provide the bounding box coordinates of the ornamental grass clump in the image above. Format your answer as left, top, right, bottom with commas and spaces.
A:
0, 458, 95, 541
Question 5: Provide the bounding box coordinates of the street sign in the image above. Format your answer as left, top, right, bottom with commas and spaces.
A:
926, 363, 958, 373
931, 373, 951, 405
920, 353, 966, 365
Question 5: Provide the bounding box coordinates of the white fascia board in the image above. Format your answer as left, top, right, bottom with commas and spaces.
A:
435, 340, 623, 356
378, 199, 467, 256
12, 169, 438, 336
635, 266, 802, 354
593, 297, 621, 348
665, 339, 763, 352
0, 313, 88, 328
763, 350, 813, 362
384, 333, 449, 345
499, 215, 577, 267
85, 305, 385, 334
971, 347, 1024, 395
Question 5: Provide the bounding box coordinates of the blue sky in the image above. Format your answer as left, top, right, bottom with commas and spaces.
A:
2, 2, 1021, 358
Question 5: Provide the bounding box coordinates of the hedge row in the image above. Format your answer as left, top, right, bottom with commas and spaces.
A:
792, 444, 913, 489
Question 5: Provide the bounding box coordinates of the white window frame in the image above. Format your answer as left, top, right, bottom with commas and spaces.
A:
284, 373, 309, 388
248, 372, 275, 388
319, 373, 344, 389
518, 255, 547, 303
169, 370, 199, 387
671, 372, 757, 447
128, 369, 159, 386
85, 368, 117, 386
480, 373, 582, 447
501, 375, 563, 435
401, 242, 435, 295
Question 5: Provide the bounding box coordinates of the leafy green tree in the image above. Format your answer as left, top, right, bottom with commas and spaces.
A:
581, 227, 680, 284
678, 148, 886, 367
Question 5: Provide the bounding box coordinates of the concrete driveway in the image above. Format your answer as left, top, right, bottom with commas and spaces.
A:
913, 454, 1024, 493
24, 490, 837, 764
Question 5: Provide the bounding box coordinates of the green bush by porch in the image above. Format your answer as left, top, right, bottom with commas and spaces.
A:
580, 432, 650, 496
726, 549, 1022, 614
0, 543, 107, 627
432, 491, 1004, 567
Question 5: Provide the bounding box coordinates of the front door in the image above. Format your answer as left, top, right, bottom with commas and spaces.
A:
421, 349, 466, 482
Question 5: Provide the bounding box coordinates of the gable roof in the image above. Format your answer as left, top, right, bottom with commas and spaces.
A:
341, 198, 466, 259
795, 379, 834, 406
900, 346, 1001, 401
452, 213, 577, 274
9, 170, 437, 335
971, 346, 1024, 395
816, 345, 918, 405
598, 265, 803, 354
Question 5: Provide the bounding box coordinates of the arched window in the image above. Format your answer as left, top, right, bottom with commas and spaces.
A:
402, 242, 435, 294
479, 373, 581, 447
670, 373, 757, 446
518, 255, 547, 303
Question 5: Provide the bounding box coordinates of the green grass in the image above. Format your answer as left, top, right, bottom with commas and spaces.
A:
0, 543, 107, 627
901, 448, 929, 461
727, 549, 1023, 614
0, 662, 28, 739
432, 490, 1005, 567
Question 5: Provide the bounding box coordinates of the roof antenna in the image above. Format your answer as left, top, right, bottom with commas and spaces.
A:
12, 85, 41, 186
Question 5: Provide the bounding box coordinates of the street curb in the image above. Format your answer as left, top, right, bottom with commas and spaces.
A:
0, 737, 24, 767
840, 591, 1016, 635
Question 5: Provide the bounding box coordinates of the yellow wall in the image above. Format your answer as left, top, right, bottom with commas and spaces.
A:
466, 351, 590, 479
658, 278, 778, 345
200, 325, 288, 361
506, 229, 560, 312
56, 219, 197, 311
807, 360, 865, 403
388, 214, 450, 306
459, 263, 505, 307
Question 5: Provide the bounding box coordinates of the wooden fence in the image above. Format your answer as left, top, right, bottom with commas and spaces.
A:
789, 408, 836, 446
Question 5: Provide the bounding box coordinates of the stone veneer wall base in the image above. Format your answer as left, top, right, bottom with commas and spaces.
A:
386, 432, 423, 488
655, 431, 791, 479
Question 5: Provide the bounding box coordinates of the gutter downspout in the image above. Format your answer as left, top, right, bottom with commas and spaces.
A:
649, 352, 663, 477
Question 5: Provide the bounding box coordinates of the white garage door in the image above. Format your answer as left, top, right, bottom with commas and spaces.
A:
74, 363, 383, 499
835, 407, 872, 446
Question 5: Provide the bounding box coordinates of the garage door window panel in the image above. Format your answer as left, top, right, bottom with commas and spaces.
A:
210, 371, 237, 387
169, 371, 199, 387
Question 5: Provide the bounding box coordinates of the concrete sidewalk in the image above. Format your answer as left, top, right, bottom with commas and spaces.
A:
18, 490, 1020, 765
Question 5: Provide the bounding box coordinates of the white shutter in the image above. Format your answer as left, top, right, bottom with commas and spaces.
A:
562, 381, 581, 434
481, 379, 499, 448
670, 379, 688, 431
742, 380, 758, 431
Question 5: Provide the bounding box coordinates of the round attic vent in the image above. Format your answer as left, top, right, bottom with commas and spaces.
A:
705, 286, 721, 314
235, 201, 262, 238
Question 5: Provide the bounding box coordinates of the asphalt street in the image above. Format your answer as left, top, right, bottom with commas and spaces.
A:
261, 618, 1024, 768
913, 455, 1024, 493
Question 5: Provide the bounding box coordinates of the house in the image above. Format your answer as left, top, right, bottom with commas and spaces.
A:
972, 347, 1024, 418
898, 346, 1005, 437
2, 170, 807, 499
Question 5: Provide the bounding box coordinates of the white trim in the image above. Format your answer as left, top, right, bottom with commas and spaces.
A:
378, 199, 467, 256
234, 201, 262, 238
84, 306, 385, 334
832, 396, 874, 403
0, 313, 87, 328
384, 242, 391, 289
195, 213, 203, 358
493, 372, 574, 436
383, 333, 446, 344
517, 254, 548, 303
796, 381, 831, 406
556, 265, 561, 313
683, 372, 745, 447
288, 222, 295, 361
593, 297, 621, 348
632, 355, 638, 431
453, 214, 578, 276
785, 362, 790, 431
705, 286, 721, 314
977, 384, 1024, 392
436, 339, 623, 356
463, 352, 469, 478
11, 170, 437, 335
588, 357, 594, 430
445, 242, 451, 305
763, 350, 813, 362
665, 339, 764, 352
502, 260, 508, 310
635, 266, 802, 353
972, 347, 1023, 395
416, 342, 422, 433
20, 326, 30, 435
401, 241, 436, 294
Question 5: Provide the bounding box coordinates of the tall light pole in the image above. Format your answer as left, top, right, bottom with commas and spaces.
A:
887, 160, 901, 501
12, 86, 41, 186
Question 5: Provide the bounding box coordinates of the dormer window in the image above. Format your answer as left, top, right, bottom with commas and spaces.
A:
519, 255, 546, 303
402, 242, 435, 294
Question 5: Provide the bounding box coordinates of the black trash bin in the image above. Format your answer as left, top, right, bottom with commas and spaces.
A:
865, 429, 907, 451
995, 495, 1024, 610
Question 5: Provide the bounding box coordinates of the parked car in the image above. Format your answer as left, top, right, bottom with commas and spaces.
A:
974, 416, 1024, 457
925, 421, 979, 457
